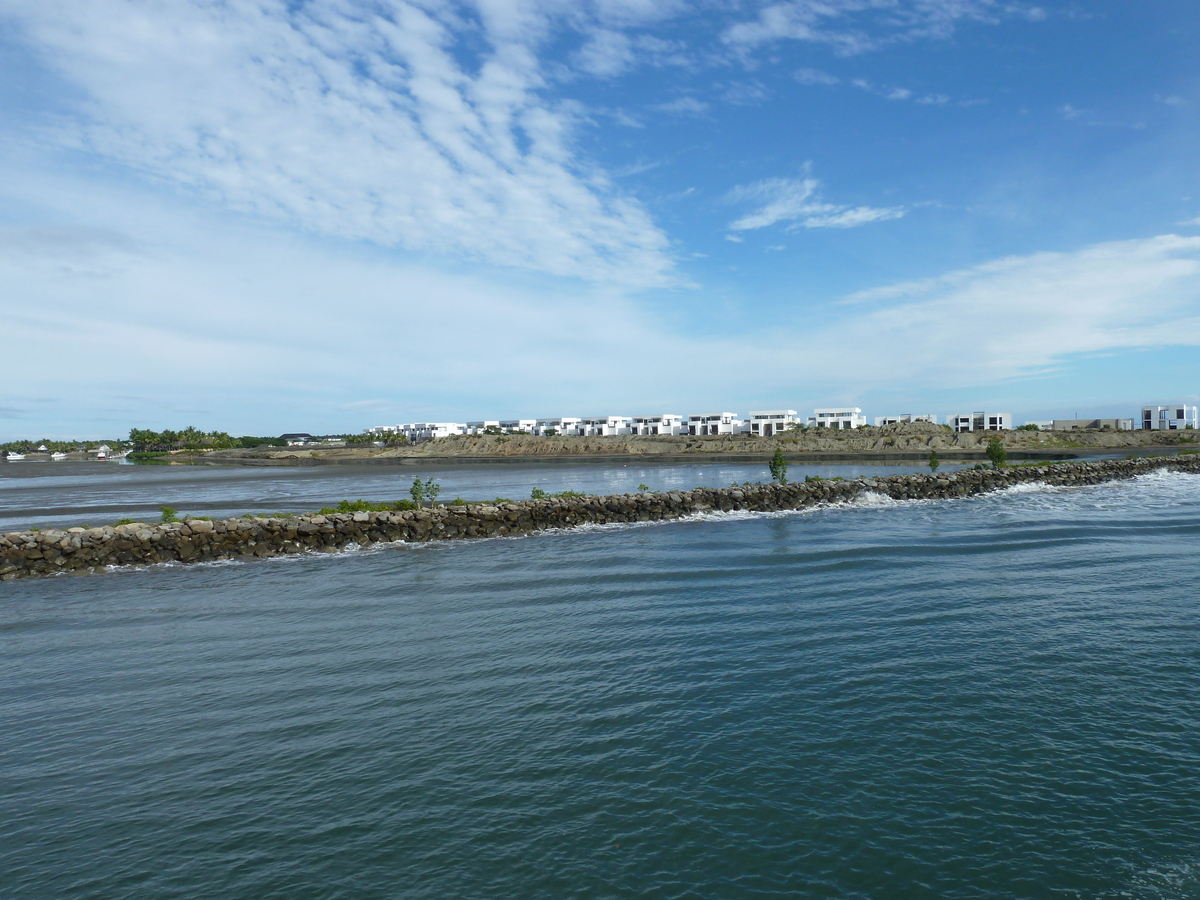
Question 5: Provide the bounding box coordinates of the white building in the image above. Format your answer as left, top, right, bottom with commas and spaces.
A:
535, 417, 583, 436
402, 422, 467, 440
630, 414, 685, 435
747, 410, 800, 437
687, 412, 743, 435
580, 416, 632, 436
808, 408, 867, 430
949, 412, 1012, 433
1025, 421, 1054, 431
465, 420, 500, 435
874, 414, 938, 426
1141, 404, 1198, 431
499, 419, 537, 434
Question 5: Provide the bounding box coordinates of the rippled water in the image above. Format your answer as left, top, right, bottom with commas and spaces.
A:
3, 471, 1199, 899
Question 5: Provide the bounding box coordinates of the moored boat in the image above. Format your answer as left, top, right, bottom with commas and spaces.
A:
5, 452, 26, 461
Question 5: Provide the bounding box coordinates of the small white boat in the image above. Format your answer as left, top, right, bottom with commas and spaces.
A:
51, 452, 68, 460
5, 452, 26, 461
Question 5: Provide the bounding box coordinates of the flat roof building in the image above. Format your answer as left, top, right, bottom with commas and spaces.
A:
949, 412, 1012, 433
747, 410, 800, 437
874, 414, 938, 426
580, 416, 632, 436
1141, 404, 1198, 430
687, 413, 742, 435
630, 415, 685, 435
808, 408, 866, 430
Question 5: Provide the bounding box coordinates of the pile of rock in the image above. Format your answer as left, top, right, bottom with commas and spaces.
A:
3, 455, 1197, 582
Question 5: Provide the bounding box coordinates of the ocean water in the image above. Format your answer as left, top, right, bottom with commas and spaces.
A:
2, 469, 1199, 899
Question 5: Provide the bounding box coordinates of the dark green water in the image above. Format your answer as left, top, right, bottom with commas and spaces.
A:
2, 471, 1199, 898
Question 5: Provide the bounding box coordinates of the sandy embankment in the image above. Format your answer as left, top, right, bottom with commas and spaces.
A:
157, 422, 1198, 467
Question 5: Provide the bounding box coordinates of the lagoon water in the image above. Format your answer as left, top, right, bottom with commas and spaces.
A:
3, 466, 1200, 898
0, 458, 968, 533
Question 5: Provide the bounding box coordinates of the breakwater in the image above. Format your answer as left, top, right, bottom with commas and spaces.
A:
4, 455, 1197, 582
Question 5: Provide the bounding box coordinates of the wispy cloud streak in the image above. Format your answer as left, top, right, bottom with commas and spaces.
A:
5, 1, 676, 286
727, 175, 904, 231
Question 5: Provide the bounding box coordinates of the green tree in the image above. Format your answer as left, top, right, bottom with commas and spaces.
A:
768, 447, 788, 484
410, 476, 441, 504
424, 478, 441, 503
986, 437, 1007, 469
929, 450, 940, 473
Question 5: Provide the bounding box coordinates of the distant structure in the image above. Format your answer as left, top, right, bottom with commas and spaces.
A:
531, 417, 578, 436
687, 413, 742, 435
874, 414, 938, 426
280, 433, 314, 445
630, 415, 685, 435
368, 401, 1197, 441
747, 410, 801, 437
577, 416, 630, 436
808, 408, 867, 430
1052, 418, 1134, 431
462, 419, 538, 434
948, 412, 1012, 432
1141, 404, 1198, 431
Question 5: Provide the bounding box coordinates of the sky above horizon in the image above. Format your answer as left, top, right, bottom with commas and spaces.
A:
3, 0, 1200, 438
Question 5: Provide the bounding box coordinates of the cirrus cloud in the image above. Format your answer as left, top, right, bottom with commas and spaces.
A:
3, 0, 676, 287
726, 174, 905, 232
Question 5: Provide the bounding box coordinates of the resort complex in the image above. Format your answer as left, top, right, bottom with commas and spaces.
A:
361, 403, 1197, 443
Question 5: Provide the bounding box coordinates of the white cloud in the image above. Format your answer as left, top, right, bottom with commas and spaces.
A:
723, 0, 1030, 55
830, 235, 1200, 384
721, 80, 770, 105
1179, 217, 1200, 227
794, 67, 840, 85
794, 205, 906, 228
653, 95, 710, 115
885, 86, 913, 100
727, 175, 905, 232
572, 28, 637, 77
3, 159, 1200, 433
2, 1, 676, 287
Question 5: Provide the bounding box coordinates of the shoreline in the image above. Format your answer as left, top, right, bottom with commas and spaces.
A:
4, 454, 1198, 583
145, 444, 1194, 469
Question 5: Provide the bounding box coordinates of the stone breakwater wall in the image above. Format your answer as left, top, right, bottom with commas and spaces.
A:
4, 455, 1198, 582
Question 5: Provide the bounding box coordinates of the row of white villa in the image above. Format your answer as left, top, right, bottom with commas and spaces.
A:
367, 402, 1196, 442
370, 408, 1022, 441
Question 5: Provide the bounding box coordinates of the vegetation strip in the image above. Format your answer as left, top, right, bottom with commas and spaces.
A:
3, 455, 1198, 583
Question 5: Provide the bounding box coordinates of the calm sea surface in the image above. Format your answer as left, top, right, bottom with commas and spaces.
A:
2, 466, 1199, 899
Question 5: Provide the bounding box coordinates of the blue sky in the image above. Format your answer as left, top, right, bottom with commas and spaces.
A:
2, 0, 1199, 437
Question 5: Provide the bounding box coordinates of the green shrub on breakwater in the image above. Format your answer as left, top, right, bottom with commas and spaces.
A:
317, 499, 420, 515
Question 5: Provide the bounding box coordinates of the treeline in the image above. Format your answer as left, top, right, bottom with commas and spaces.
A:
128, 427, 287, 451
0, 438, 127, 453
